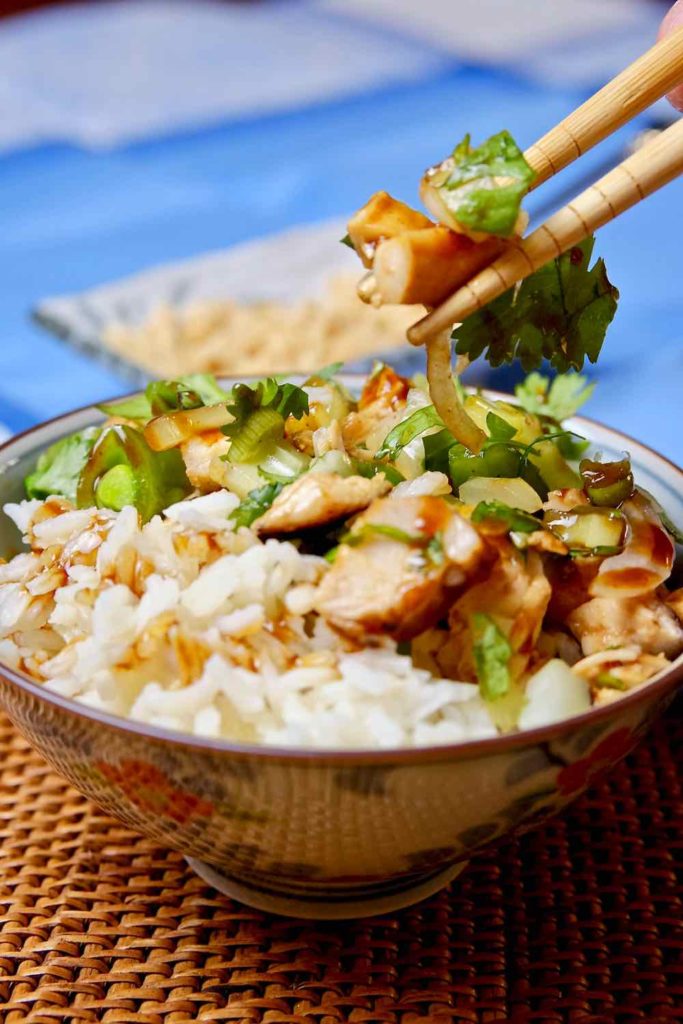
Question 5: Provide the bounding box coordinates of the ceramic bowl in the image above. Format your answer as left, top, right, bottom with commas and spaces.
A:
0, 382, 682, 919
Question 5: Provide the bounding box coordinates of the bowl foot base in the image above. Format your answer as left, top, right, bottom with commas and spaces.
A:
186, 857, 469, 919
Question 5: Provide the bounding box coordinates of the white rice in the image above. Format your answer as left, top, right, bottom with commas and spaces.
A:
0, 495, 498, 748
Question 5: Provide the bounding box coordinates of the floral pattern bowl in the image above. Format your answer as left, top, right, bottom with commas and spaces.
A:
0, 382, 681, 919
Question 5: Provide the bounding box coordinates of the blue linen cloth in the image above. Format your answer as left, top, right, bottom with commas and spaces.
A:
0, 0, 680, 463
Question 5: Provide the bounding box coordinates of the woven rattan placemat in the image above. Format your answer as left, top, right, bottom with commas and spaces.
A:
0, 706, 681, 1024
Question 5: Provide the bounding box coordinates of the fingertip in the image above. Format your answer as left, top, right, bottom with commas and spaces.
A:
658, 0, 683, 38
659, 2, 683, 110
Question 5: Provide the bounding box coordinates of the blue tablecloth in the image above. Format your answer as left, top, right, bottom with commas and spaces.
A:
0, 6, 681, 461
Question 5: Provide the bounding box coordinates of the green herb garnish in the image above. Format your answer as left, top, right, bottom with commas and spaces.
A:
471, 500, 542, 534
99, 373, 229, 422
76, 425, 190, 522
341, 523, 426, 547
595, 672, 627, 691
376, 405, 444, 460
434, 130, 535, 237
471, 612, 512, 701
98, 394, 153, 421
25, 428, 100, 504
453, 236, 619, 373
515, 371, 595, 422
354, 459, 405, 486
229, 482, 284, 529
225, 379, 309, 440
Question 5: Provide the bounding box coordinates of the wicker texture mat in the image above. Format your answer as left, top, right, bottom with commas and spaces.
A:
0, 707, 681, 1024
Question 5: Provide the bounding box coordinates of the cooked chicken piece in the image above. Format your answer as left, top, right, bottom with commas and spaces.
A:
371, 227, 504, 307
180, 431, 230, 491
315, 495, 485, 641
592, 653, 670, 706
255, 472, 390, 535
342, 366, 411, 453
347, 191, 433, 268
543, 488, 590, 513
666, 587, 683, 624
434, 539, 551, 685
511, 527, 568, 556
358, 364, 411, 411
567, 595, 683, 658
544, 556, 600, 623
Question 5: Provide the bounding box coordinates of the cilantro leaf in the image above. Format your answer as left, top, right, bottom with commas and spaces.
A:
376, 406, 444, 460
453, 237, 619, 374
273, 382, 310, 420
179, 374, 230, 406
146, 380, 204, 416
229, 482, 283, 529
471, 612, 512, 701
99, 374, 229, 423
471, 500, 542, 534
515, 371, 595, 422
225, 379, 309, 440
98, 394, 153, 420
434, 130, 535, 237
25, 428, 100, 504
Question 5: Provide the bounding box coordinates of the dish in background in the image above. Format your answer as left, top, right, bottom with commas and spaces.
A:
32, 221, 419, 385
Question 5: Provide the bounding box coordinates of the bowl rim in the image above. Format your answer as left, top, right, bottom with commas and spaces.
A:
0, 378, 682, 766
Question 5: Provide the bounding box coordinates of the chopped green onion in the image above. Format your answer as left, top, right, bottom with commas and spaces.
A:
580, 455, 634, 507
341, 523, 427, 547
544, 506, 626, 556
471, 613, 512, 701
259, 443, 310, 483
472, 500, 542, 533
354, 458, 405, 485
227, 407, 284, 464
595, 672, 627, 691
448, 443, 521, 488
423, 429, 457, 475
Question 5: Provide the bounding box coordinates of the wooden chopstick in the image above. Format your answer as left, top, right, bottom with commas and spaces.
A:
406, 27, 683, 346
524, 26, 683, 188
408, 118, 683, 347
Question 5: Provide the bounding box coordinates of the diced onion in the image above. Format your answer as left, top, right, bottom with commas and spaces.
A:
518, 659, 591, 730
228, 408, 284, 464
309, 451, 355, 477
459, 476, 543, 512
144, 405, 232, 451
221, 461, 262, 499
